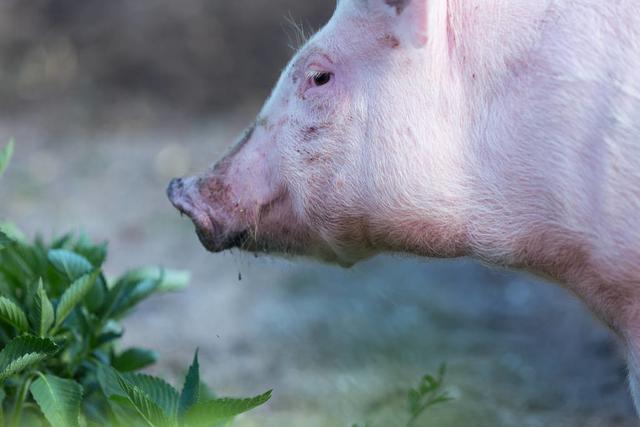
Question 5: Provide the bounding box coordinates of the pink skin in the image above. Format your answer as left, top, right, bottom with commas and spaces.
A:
168, 0, 640, 411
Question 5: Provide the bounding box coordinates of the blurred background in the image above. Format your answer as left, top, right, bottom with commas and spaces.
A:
0, 1, 635, 425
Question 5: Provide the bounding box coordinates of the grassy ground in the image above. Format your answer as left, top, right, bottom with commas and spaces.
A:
0, 115, 636, 426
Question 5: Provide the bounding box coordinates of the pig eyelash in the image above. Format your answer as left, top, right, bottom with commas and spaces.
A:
306, 70, 333, 88
305, 70, 324, 79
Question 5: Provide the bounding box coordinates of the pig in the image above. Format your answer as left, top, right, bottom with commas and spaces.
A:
167, 0, 640, 413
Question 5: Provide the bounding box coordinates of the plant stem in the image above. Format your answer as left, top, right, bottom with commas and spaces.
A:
10, 375, 33, 427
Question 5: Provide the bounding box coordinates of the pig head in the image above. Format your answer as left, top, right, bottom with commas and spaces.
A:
168, 0, 474, 267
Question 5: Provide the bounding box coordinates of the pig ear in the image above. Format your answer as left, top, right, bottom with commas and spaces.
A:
382, 0, 440, 48
383, 0, 428, 46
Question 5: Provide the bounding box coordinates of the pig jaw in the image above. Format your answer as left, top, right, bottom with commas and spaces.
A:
167, 176, 379, 267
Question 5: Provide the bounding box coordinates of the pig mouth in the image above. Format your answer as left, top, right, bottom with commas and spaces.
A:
167, 178, 249, 253
168, 178, 325, 258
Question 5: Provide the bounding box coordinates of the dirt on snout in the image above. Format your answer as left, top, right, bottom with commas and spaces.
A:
0, 114, 636, 427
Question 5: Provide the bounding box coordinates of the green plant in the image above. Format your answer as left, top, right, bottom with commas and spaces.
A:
0, 139, 13, 181
0, 141, 271, 426
353, 365, 453, 427
406, 365, 452, 427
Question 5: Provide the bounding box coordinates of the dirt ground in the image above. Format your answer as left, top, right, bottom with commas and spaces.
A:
0, 114, 636, 426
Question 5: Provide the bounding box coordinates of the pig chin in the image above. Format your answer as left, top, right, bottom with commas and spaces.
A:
193, 220, 248, 253
174, 205, 250, 254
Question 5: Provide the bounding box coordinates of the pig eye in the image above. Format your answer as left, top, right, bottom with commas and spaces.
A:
308, 71, 333, 87
313, 72, 332, 86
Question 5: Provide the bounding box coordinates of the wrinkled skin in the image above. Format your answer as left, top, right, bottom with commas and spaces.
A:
168, 0, 640, 412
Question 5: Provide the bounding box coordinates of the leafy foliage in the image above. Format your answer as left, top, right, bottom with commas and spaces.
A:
0, 297, 28, 333
184, 391, 273, 426
30, 279, 55, 337
407, 365, 453, 426
97, 357, 271, 427
178, 351, 200, 417
0, 336, 58, 382
0, 139, 13, 179
0, 141, 271, 426
54, 271, 100, 329
112, 348, 159, 373
30, 374, 83, 427
352, 365, 453, 427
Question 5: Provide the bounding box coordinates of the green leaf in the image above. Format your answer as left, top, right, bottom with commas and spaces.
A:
55, 271, 99, 328
0, 335, 57, 381
85, 274, 107, 313
30, 279, 55, 336
116, 374, 171, 427
21, 411, 47, 427
0, 222, 26, 244
99, 277, 144, 321
95, 320, 123, 346
98, 365, 164, 427
157, 269, 190, 293
124, 373, 179, 420
0, 387, 5, 426
101, 366, 180, 426
179, 350, 200, 416
73, 233, 108, 268
48, 249, 93, 282
126, 268, 190, 293
113, 348, 159, 372
2, 353, 49, 381
104, 268, 190, 319
108, 396, 156, 427
407, 365, 453, 423
185, 391, 272, 425
0, 138, 14, 179
30, 374, 83, 427
100, 272, 166, 320
0, 231, 13, 251
97, 364, 127, 400
51, 233, 75, 249
115, 278, 160, 317
0, 296, 29, 332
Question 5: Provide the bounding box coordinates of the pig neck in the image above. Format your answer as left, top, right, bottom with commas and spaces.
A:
438, 0, 640, 333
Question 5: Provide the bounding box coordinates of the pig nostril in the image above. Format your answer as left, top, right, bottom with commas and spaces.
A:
167, 178, 184, 197
167, 177, 197, 219
167, 178, 187, 210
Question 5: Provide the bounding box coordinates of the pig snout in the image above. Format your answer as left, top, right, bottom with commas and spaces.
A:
166, 177, 200, 220
167, 176, 247, 253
